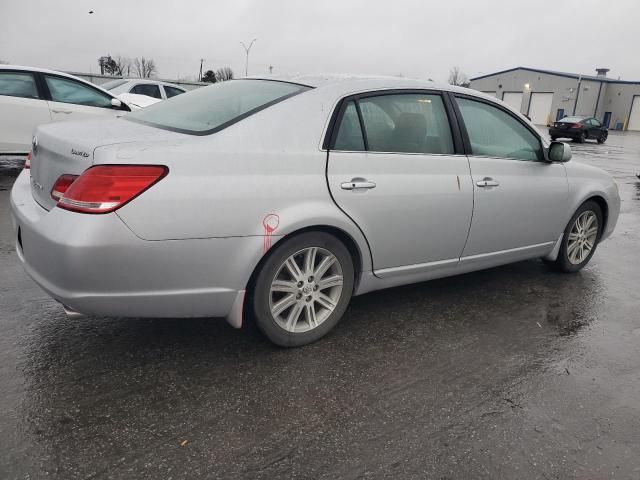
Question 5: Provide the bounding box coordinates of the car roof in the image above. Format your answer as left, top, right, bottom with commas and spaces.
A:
119, 78, 184, 88
0, 64, 96, 80
248, 73, 481, 97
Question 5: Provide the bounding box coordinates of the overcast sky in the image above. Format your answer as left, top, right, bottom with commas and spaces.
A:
1, 0, 637, 82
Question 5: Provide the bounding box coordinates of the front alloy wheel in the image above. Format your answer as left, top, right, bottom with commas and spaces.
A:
566, 210, 599, 265
545, 200, 603, 272
252, 232, 354, 347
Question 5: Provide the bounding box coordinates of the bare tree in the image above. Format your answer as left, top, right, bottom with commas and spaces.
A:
448, 66, 470, 87
113, 56, 131, 76
201, 70, 217, 83
215, 67, 234, 82
132, 57, 157, 78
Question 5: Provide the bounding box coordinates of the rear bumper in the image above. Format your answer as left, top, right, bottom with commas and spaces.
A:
548, 127, 582, 139
10, 170, 258, 325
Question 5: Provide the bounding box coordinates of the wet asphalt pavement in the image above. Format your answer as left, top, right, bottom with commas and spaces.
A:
1, 134, 639, 479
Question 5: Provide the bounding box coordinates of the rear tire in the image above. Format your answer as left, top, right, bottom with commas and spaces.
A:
252, 232, 354, 347
544, 201, 603, 273
551, 136, 557, 141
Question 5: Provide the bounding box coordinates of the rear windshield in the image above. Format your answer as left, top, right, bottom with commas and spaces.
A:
101, 79, 128, 90
125, 79, 311, 135
558, 116, 585, 123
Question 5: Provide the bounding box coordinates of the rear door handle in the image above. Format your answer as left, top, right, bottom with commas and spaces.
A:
476, 177, 500, 187
341, 178, 376, 190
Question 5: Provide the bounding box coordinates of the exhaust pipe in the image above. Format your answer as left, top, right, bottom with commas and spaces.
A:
62, 304, 85, 319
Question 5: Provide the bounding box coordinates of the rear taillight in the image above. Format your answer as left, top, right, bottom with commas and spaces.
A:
56, 165, 168, 214
570, 123, 582, 129
51, 174, 79, 201
24, 151, 32, 169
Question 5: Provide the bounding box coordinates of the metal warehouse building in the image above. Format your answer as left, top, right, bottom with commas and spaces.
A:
469, 67, 640, 130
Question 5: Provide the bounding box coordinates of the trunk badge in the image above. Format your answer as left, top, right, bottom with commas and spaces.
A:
71, 149, 90, 158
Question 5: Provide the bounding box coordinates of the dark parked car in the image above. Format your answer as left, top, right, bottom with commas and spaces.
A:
549, 116, 608, 144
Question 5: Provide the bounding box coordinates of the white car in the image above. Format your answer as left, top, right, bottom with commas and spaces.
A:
0, 65, 133, 155
100, 78, 186, 101
116, 93, 162, 109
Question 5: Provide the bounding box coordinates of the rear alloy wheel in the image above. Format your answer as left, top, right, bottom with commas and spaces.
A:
545, 200, 602, 272
252, 232, 354, 347
597, 131, 608, 144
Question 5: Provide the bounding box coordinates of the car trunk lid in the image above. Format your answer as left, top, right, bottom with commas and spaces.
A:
29, 118, 185, 211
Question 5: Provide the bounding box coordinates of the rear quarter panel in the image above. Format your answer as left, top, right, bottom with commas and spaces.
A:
111, 88, 373, 271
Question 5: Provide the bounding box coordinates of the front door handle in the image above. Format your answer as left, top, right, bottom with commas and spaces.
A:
51, 109, 72, 114
341, 178, 376, 190
476, 177, 500, 188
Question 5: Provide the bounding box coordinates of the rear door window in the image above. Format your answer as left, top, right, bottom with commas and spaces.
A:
456, 97, 543, 161
357, 93, 454, 154
130, 84, 162, 99
0, 71, 40, 99
44, 75, 113, 108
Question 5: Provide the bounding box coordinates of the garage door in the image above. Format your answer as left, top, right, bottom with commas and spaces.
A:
628, 96, 640, 131
528, 92, 554, 125
502, 92, 523, 113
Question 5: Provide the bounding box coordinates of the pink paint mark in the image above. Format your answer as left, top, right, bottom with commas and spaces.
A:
262, 214, 280, 252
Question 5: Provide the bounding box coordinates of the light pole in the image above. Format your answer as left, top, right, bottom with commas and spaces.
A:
241, 38, 257, 77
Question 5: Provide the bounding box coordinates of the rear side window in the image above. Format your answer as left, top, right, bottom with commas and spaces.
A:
164, 85, 185, 98
126, 79, 310, 135
456, 97, 543, 161
358, 94, 454, 154
45, 75, 113, 108
130, 84, 162, 99
0, 72, 39, 99
334, 101, 365, 151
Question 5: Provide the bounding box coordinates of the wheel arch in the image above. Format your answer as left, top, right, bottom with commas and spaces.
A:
584, 195, 609, 234
244, 224, 367, 296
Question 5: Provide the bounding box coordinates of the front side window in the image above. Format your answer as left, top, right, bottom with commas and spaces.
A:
130, 84, 162, 99
126, 79, 310, 134
333, 101, 365, 151
164, 85, 185, 98
0, 71, 39, 99
590, 118, 601, 127
45, 75, 113, 108
358, 94, 454, 154
456, 97, 543, 161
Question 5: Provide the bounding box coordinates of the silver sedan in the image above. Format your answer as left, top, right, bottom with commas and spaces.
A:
10, 75, 620, 347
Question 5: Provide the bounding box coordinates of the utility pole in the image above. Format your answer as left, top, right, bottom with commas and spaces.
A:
240, 38, 257, 76
572, 75, 582, 116
199, 58, 204, 82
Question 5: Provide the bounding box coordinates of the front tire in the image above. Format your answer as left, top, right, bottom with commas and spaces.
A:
597, 131, 608, 144
545, 201, 603, 273
252, 232, 354, 347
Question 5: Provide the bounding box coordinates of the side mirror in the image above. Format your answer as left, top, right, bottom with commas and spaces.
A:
111, 98, 123, 109
548, 141, 572, 162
